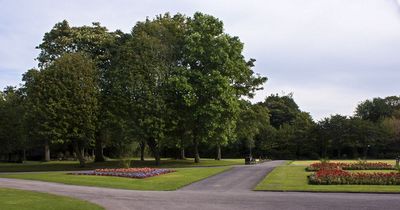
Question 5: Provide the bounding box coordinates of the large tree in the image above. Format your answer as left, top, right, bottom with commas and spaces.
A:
108, 13, 187, 165
36, 20, 119, 162
183, 12, 266, 163
0, 87, 27, 162
24, 53, 98, 166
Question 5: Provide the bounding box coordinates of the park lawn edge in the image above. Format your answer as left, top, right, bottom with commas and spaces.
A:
254, 164, 400, 193
0, 167, 231, 191
0, 187, 104, 210
0, 158, 244, 172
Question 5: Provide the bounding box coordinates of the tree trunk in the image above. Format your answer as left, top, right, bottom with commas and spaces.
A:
147, 138, 160, 166
193, 137, 200, 163
215, 144, 221, 160
180, 147, 186, 160
140, 140, 145, 161
44, 141, 50, 162
73, 141, 86, 167
94, 135, 105, 162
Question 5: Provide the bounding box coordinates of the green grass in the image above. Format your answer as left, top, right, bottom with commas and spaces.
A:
255, 165, 400, 193
291, 159, 396, 166
0, 188, 103, 210
0, 167, 230, 191
0, 158, 243, 172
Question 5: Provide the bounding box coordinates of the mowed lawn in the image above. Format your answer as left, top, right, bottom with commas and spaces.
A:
0, 158, 243, 172
255, 160, 400, 193
0, 167, 230, 191
0, 188, 103, 210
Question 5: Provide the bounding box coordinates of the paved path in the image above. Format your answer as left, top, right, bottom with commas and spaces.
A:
1, 161, 400, 210
180, 160, 285, 192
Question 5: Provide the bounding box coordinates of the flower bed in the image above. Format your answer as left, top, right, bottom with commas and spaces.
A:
70, 168, 175, 179
308, 169, 400, 185
306, 162, 394, 171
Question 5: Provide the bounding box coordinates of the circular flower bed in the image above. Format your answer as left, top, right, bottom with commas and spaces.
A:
71, 168, 175, 179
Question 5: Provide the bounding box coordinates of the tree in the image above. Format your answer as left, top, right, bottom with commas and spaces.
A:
348, 117, 387, 159
235, 102, 270, 157
355, 96, 400, 123
317, 115, 350, 158
23, 69, 56, 161
108, 13, 187, 165
261, 93, 300, 128
36, 20, 119, 162
24, 53, 98, 166
183, 12, 266, 163
0, 87, 27, 162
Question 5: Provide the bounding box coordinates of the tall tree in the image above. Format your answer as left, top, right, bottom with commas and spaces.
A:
25, 53, 98, 166
36, 20, 119, 162
108, 14, 187, 165
0, 87, 27, 162
183, 12, 266, 163
23, 69, 56, 161
235, 102, 270, 157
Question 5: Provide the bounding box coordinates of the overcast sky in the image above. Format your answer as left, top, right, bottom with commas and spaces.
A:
1, 0, 400, 120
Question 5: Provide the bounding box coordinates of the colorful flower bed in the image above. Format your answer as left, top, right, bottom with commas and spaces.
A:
306, 162, 394, 171
71, 168, 175, 179
308, 169, 400, 185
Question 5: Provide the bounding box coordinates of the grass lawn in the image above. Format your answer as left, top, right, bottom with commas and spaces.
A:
255, 162, 400, 193
0, 167, 230, 191
0, 158, 243, 172
0, 188, 103, 210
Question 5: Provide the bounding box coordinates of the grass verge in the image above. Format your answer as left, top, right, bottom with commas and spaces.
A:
0, 188, 103, 210
0, 158, 243, 172
0, 167, 230, 191
254, 165, 400, 193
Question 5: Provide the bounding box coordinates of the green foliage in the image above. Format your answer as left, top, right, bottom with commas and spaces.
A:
261, 93, 300, 128
3, 13, 400, 164
0, 87, 27, 160
355, 96, 400, 123
23, 53, 98, 166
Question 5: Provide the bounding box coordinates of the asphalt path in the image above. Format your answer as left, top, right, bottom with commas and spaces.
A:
180, 160, 285, 192
1, 161, 400, 210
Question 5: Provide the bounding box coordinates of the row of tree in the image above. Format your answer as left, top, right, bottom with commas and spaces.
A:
0, 13, 266, 166
0, 13, 399, 165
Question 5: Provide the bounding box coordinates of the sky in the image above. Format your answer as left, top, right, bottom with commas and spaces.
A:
0, 0, 400, 120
